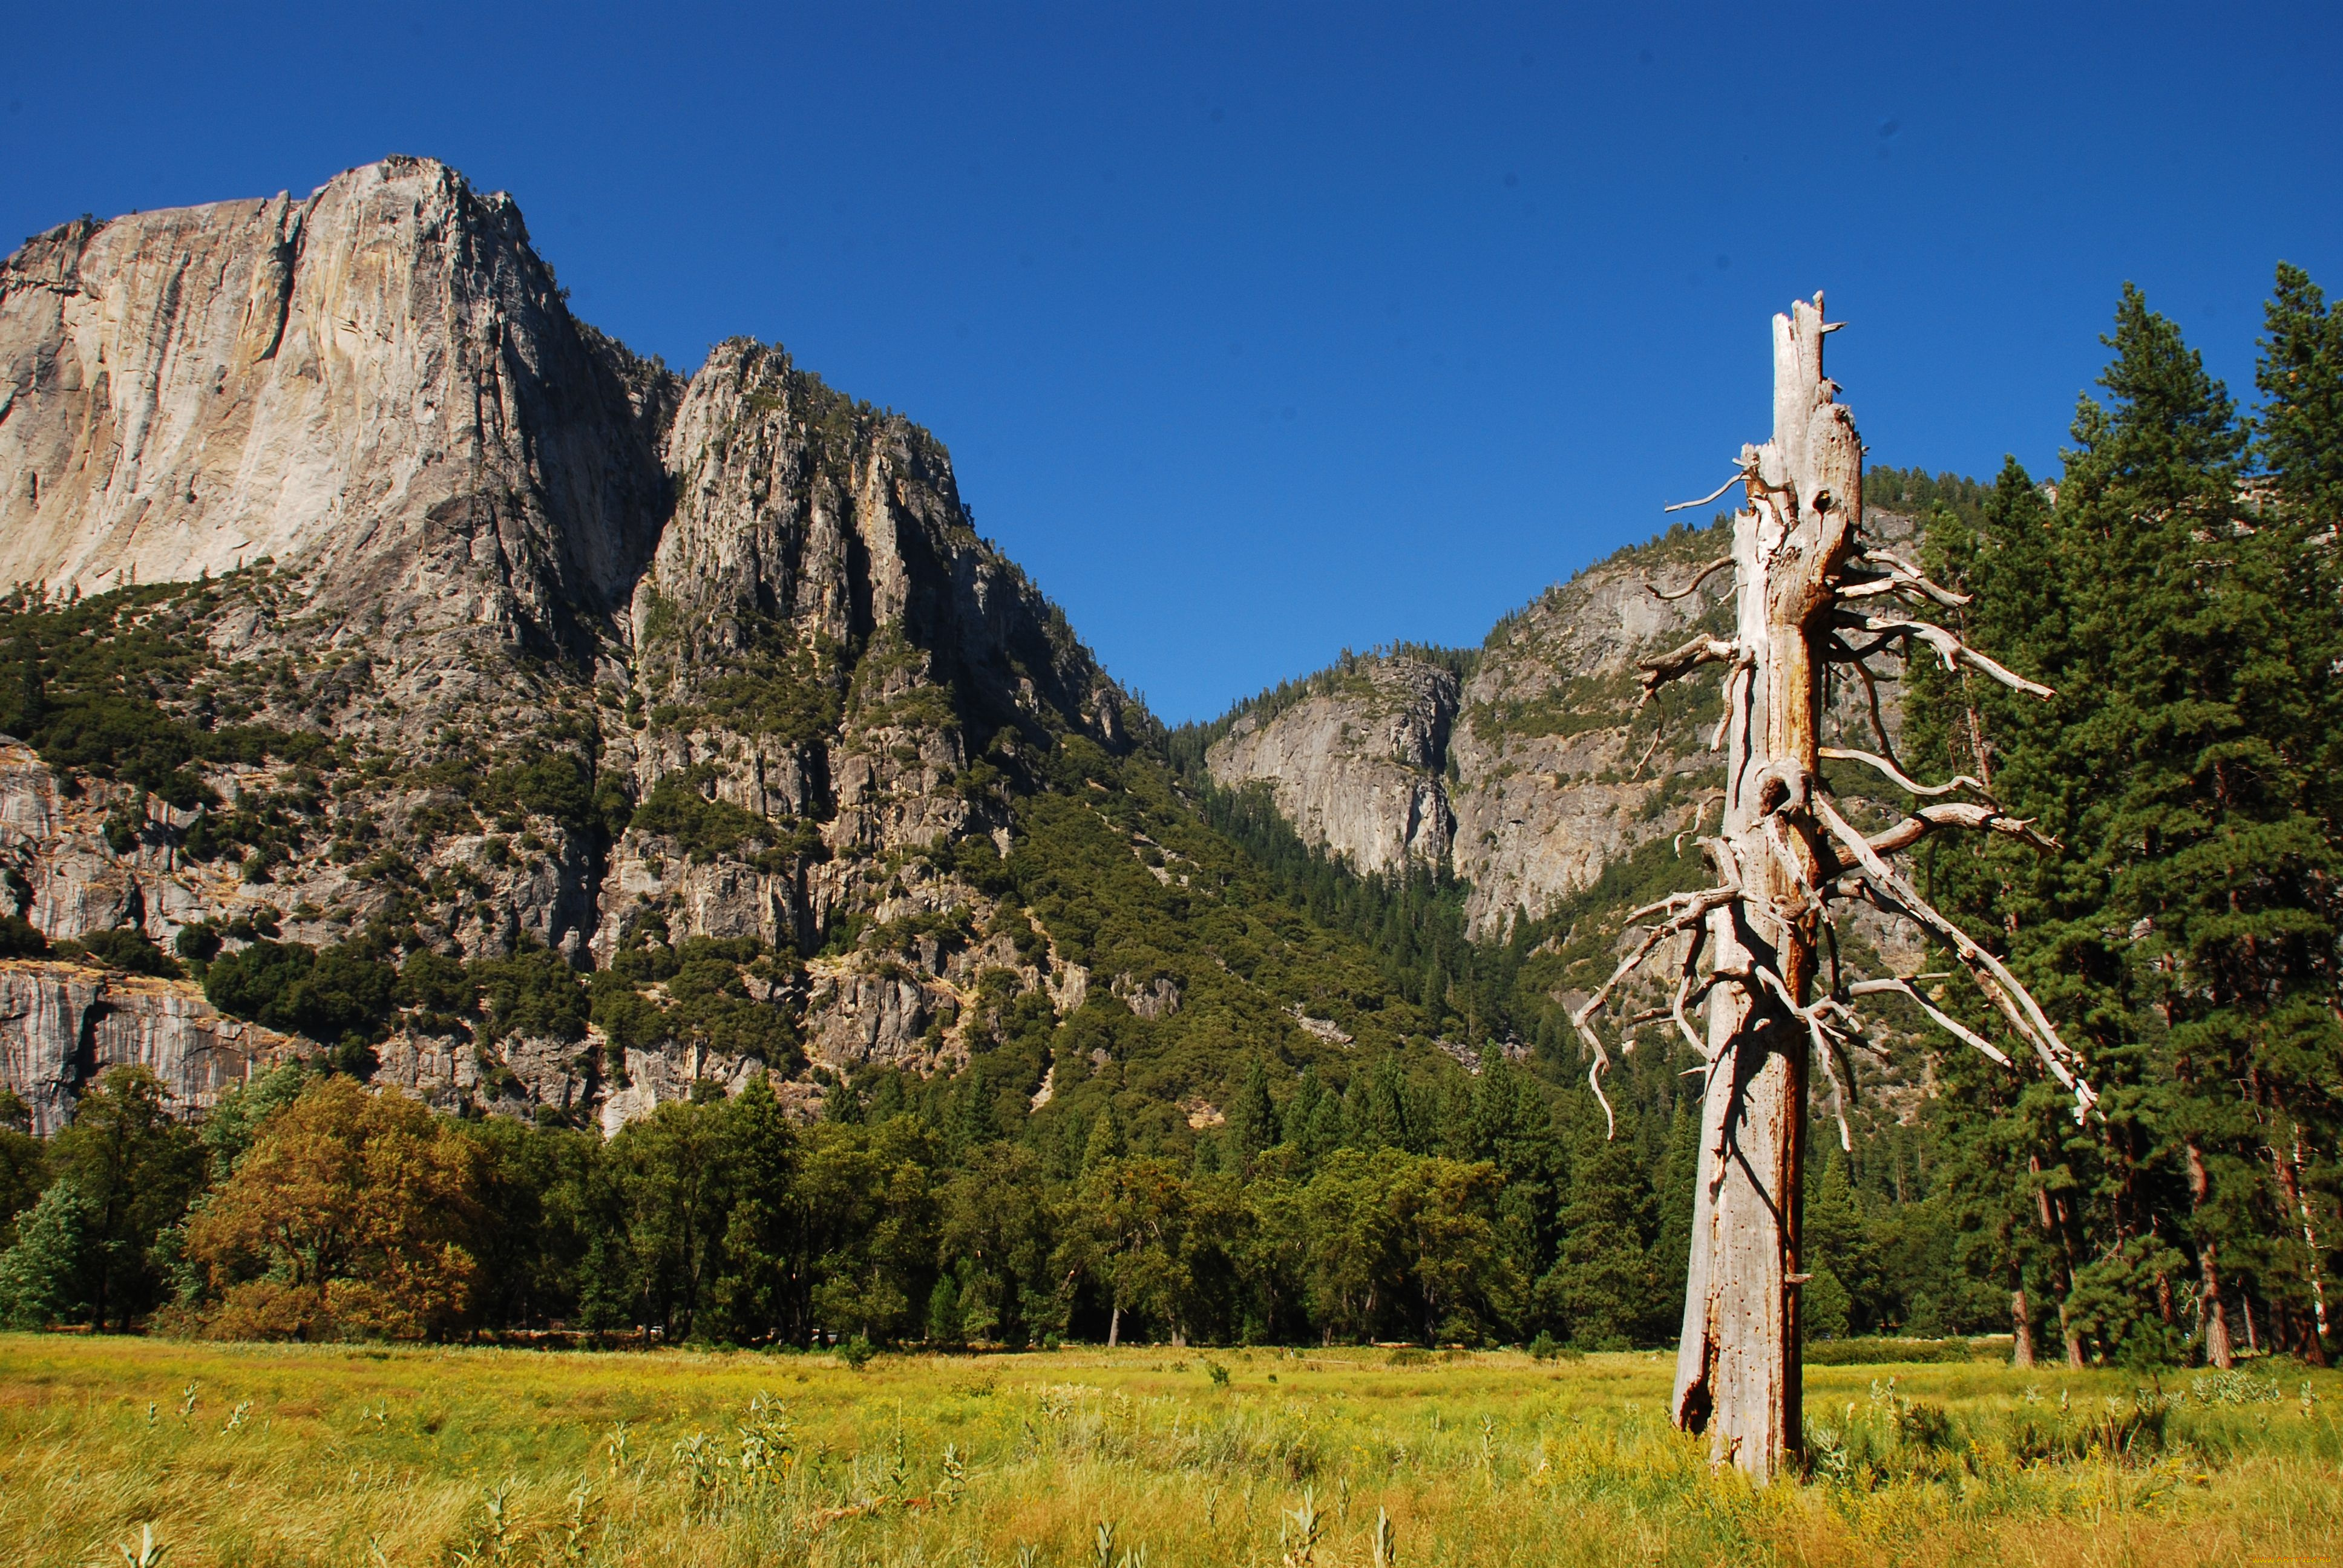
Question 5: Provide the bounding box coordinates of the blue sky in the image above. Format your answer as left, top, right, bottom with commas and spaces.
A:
7, 4, 2339, 722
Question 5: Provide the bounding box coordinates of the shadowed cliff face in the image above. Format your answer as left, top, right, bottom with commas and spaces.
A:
0, 158, 1130, 1127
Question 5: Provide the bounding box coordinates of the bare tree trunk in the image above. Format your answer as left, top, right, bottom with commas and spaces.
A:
1580, 291, 2096, 1485
2012, 1287, 2036, 1368
2032, 1153, 2089, 1367
1670, 298, 1855, 1483
1107, 1300, 1121, 1349
2275, 1129, 2332, 1361
2186, 1139, 2233, 1368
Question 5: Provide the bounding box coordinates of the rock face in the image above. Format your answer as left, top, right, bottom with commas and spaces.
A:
0, 157, 672, 645
0, 158, 1127, 1128
1203, 517, 1918, 935
0, 960, 297, 1133
1205, 658, 1457, 877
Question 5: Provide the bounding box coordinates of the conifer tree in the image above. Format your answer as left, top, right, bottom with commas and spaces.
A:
1228, 1058, 1280, 1166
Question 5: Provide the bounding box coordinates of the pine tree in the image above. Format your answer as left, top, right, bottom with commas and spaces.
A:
1227, 1057, 1280, 1166
1801, 1152, 1869, 1339
2247, 263, 2343, 1361
1546, 1135, 1659, 1350
2259, 263, 2343, 519
1081, 1101, 1129, 1171
1910, 283, 2341, 1367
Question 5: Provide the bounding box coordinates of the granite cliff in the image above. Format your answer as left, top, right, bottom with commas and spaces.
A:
0, 156, 1936, 1138
1202, 514, 1921, 937
0, 157, 1129, 1126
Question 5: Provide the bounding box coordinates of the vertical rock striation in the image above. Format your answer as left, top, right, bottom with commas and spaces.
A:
0, 158, 1129, 1127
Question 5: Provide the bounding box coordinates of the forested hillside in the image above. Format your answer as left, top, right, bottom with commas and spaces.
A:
2, 258, 2339, 1364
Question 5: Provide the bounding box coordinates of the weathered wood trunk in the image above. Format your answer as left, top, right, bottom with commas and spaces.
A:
1670, 297, 1861, 1482
1583, 292, 2096, 1482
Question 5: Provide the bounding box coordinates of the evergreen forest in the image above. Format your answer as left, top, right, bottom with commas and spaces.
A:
2, 270, 2340, 1370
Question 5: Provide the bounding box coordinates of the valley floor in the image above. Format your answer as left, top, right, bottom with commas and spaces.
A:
0, 1336, 2335, 1567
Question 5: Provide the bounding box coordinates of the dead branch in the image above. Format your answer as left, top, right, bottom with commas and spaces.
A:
1662, 469, 1753, 514
1708, 662, 1748, 752
1826, 630, 1903, 664
1647, 555, 1734, 602
1671, 924, 1715, 1058
1571, 886, 1743, 1136
1630, 722, 1668, 780
1815, 797, 2097, 1121
1834, 612, 2055, 699
1818, 745, 1990, 799
1849, 549, 1971, 609
1863, 802, 2062, 857
1636, 635, 1740, 706
1835, 644, 1904, 766
1846, 976, 2013, 1067
1674, 793, 1724, 855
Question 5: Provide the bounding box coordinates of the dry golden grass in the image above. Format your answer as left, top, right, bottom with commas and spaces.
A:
0, 1334, 2336, 1567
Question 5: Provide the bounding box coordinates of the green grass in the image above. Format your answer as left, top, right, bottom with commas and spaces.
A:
2, 1338, 2337, 1567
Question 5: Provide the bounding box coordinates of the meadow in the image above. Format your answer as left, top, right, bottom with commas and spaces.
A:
0, 1335, 2336, 1568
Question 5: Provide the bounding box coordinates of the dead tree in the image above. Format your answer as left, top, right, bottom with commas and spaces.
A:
1570, 293, 2097, 1483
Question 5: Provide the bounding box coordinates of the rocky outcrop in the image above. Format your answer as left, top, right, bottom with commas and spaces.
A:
0, 158, 1126, 1128
0, 959, 297, 1132
0, 157, 673, 647
1, 738, 264, 947
1205, 658, 1457, 876
1201, 516, 1918, 935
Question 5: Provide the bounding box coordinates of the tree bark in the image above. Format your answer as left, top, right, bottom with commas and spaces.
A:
2273, 1128, 2332, 1361
2011, 1287, 2036, 1368
1670, 298, 1857, 1483
2031, 1152, 2089, 1367
2185, 1138, 2233, 1368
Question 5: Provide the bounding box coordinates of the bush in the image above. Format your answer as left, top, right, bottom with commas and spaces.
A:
203, 939, 398, 1049
478, 753, 595, 831
69, 926, 184, 978
628, 771, 773, 863
398, 949, 472, 1013
470, 945, 587, 1042
0, 915, 48, 959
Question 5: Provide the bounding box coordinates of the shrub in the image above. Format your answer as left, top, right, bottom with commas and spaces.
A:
397, 949, 472, 1013
478, 753, 595, 831
0, 915, 48, 959
470, 945, 588, 1042
629, 770, 773, 863
70, 926, 184, 978
202, 939, 398, 1050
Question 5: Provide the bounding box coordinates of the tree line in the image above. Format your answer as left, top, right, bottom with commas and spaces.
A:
0, 1047, 1615, 1349
0, 269, 2336, 1367
1894, 269, 2343, 1367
